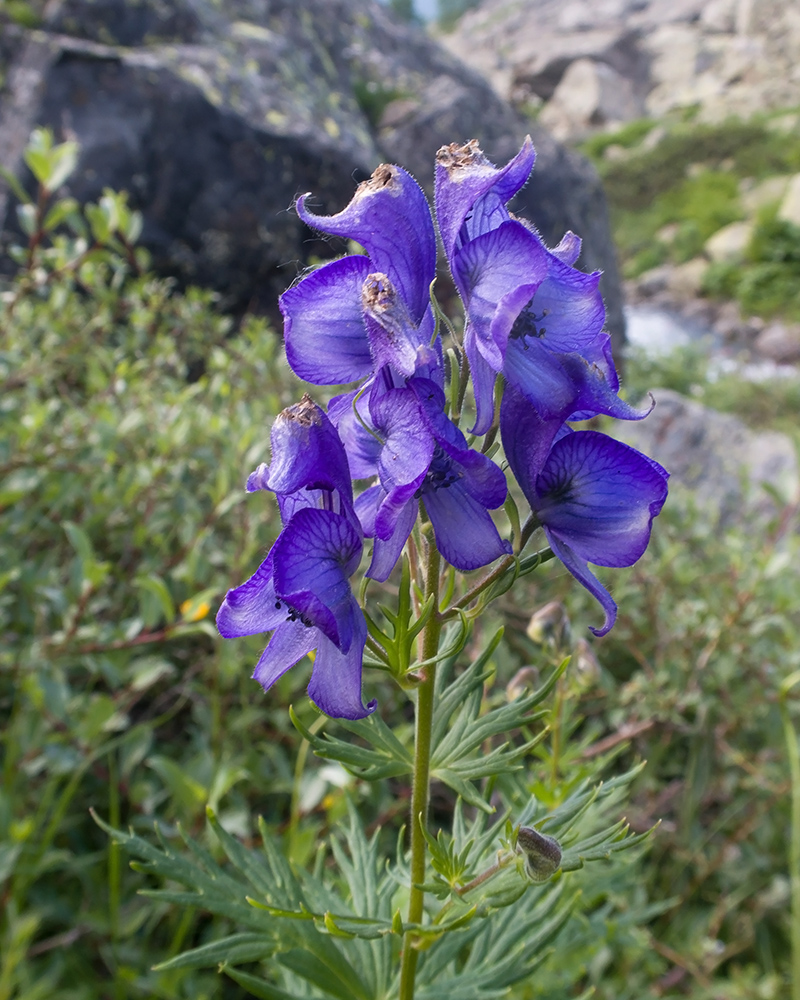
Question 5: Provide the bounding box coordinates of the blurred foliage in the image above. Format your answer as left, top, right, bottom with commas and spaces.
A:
624, 343, 800, 441
586, 116, 800, 213
703, 211, 800, 322
583, 111, 800, 317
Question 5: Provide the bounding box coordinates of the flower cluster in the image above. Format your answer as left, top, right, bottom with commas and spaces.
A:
217, 138, 668, 717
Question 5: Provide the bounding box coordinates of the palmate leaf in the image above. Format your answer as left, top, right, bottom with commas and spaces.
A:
414, 881, 579, 999
153, 932, 275, 971
93, 807, 378, 999
429, 632, 566, 811
290, 705, 413, 781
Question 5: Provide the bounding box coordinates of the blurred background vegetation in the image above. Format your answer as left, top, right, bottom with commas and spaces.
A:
2, 35, 800, 1000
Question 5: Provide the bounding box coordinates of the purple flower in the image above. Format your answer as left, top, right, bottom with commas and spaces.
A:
501, 388, 669, 637
216, 398, 375, 720
280, 163, 438, 385
330, 374, 511, 580
435, 139, 648, 433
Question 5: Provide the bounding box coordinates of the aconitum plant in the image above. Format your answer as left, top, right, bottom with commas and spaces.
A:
105, 138, 668, 999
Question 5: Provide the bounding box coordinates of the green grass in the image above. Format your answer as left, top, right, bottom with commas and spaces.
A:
584, 113, 800, 316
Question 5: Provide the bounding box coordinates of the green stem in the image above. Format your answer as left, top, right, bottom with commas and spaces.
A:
444, 516, 540, 619
288, 714, 327, 863
399, 539, 441, 1000
780, 673, 800, 1000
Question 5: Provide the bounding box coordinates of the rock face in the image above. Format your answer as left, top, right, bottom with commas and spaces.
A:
0, 0, 625, 347
614, 389, 799, 525
443, 0, 800, 139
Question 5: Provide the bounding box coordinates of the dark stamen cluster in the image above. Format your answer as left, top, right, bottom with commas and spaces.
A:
274, 599, 314, 628
415, 446, 461, 497
509, 308, 549, 348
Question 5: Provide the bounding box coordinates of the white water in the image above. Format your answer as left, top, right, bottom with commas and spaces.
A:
625, 304, 800, 382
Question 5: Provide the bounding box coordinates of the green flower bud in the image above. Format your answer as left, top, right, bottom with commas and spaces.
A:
526, 601, 571, 650
516, 826, 562, 882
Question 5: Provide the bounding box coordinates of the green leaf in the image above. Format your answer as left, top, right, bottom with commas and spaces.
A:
16, 203, 36, 236
222, 966, 299, 1000
134, 573, 176, 626
279, 948, 369, 1000
42, 197, 79, 232
290, 706, 412, 781
0, 163, 32, 205
153, 932, 275, 971
146, 756, 207, 813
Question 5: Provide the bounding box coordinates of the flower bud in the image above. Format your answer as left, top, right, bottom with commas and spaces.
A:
572, 637, 601, 690
526, 601, 571, 650
516, 826, 562, 883
506, 666, 539, 701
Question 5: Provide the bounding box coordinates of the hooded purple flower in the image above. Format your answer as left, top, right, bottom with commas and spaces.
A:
435, 138, 649, 433
501, 388, 669, 637
280, 163, 438, 385
330, 373, 511, 580
216, 397, 375, 720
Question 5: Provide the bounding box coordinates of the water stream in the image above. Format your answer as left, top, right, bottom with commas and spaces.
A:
625, 304, 800, 382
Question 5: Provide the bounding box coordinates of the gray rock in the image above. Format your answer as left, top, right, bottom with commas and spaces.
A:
614, 388, 799, 524
0, 0, 626, 349
704, 220, 753, 264
754, 322, 800, 364
778, 174, 800, 229
539, 58, 644, 140
443, 0, 800, 136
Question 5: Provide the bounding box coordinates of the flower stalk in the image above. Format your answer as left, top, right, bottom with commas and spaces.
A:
399, 537, 442, 1000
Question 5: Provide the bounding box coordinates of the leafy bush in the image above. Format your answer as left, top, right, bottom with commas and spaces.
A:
702, 213, 800, 321
3, 129, 800, 1000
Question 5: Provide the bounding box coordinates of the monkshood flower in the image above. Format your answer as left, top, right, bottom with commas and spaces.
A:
279, 162, 438, 386
217, 397, 375, 720
435, 138, 648, 433
501, 387, 668, 637
329, 372, 511, 580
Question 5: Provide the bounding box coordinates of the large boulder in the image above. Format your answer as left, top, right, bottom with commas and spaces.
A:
443, 0, 800, 137
614, 389, 799, 525
0, 0, 625, 346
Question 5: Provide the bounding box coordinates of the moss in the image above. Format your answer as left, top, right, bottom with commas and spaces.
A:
352, 78, 408, 128
595, 118, 800, 212
613, 170, 741, 267
700, 211, 800, 320
580, 118, 659, 160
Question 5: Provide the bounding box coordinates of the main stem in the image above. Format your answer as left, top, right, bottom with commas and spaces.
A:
399, 539, 441, 1000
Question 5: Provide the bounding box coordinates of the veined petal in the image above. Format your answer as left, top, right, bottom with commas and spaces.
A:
272, 509, 362, 652
328, 388, 382, 481
267, 396, 353, 504
367, 497, 417, 582
435, 137, 535, 259
423, 481, 511, 571
252, 621, 318, 690
563, 352, 654, 422
370, 385, 435, 490
362, 273, 427, 377
504, 336, 581, 421
545, 532, 618, 638
500, 387, 563, 502
454, 449, 509, 509
464, 322, 498, 436
550, 230, 582, 266
521, 259, 605, 354
308, 611, 376, 720
216, 551, 284, 638
354, 483, 383, 536
536, 431, 669, 568
451, 220, 546, 364
297, 164, 435, 324
374, 481, 420, 540
280, 256, 373, 384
